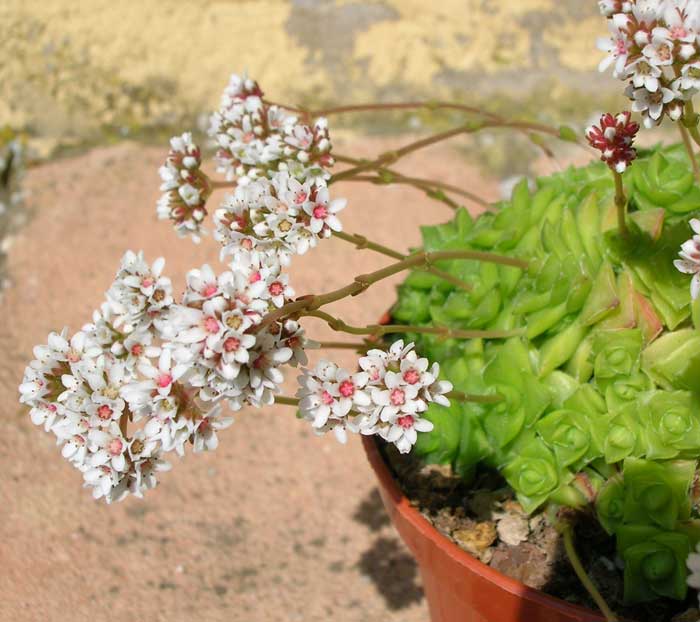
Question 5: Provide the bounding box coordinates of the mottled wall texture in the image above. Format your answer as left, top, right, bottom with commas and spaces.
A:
1, 0, 623, 157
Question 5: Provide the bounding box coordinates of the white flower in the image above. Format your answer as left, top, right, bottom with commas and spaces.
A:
136, 349, 189, 398
303, 186, 345, 235
384, 414, 435, 454
626, 82, 679, 127
88, 424, 129, 472
192, 408, 234, 452
597, 19, 631, 75
674, 218, 700, 299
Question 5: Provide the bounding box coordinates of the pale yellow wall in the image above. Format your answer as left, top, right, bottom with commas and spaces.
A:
0, 0, 618, 156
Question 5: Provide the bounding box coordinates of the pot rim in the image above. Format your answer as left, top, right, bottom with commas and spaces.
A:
361, 434, 607, 621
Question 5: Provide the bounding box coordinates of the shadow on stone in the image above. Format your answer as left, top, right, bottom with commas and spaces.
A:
357, 536, 424, 611
352, 487, 391, 532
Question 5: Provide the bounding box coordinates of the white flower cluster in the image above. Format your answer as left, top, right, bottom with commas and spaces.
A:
22, 72, 452, 505
20, 252, 303, 502
598, 0, 700, 127
214, 171, 345, 266
296, 341, 452, 454
208, 73, 334, 184
157, 132, 212, 242
157, 260, 312, 412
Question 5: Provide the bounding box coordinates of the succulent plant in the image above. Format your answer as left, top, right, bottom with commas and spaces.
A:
394, 143, 700, 604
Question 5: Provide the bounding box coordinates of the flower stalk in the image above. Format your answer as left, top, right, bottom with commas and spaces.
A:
560, 522, 618, 622
613, 171, 629, 240
678, 123, 700, 184
305, 309, 524, 341
332, 230, 473, 291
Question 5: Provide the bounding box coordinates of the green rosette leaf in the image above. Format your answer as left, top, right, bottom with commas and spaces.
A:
596, 473, 626, 535
604, 403, 647, 464
502, 436, 561, 514
639, 391, 700, 459
622, 457, 694, 530
591, 328, 643, 390
616, 524, 690, 604
535, 409, 599, 470
604, 372, 652, 413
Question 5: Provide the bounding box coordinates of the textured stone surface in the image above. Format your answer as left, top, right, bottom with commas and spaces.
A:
1, 1, 618, 157
0, 136, 501, 621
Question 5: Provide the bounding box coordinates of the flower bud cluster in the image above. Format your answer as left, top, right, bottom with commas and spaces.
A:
209, 74, 334, 184
296, 340, 452, 454
157, 132, 212, 242
586, 111, 640, 172
598, 0, 700, 127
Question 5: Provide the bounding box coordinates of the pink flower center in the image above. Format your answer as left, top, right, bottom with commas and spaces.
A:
249, 271, 261, 284
338, 380, 355, 398
241, 238, 254, 250
615, 38, 626, 56
202, 284, 218, 297
66, 349, 81, 363
294, 191, 308, 205
403, 369, 420, 385
157, 373, 173, 389
312, 204, 328, 220
97, 404, 113, 420
224, 337, 241, 352
671, 26, 687, 39
47, 404, 57, 413
142, 277, 154, 288
397, 415, 415, 430
108, 438, 123, 456
321, 390, 335, 405
269, 281, 284, 296
243, 132, 254, 144
204, 316, 219, 333
390, 388, 406, 406
130, 343, 144, 356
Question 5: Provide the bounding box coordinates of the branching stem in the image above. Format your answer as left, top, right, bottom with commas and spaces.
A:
253, 249, 527, 332
305, 309, 523, 341
332, 230, 472, 291
317, 340, 369, 350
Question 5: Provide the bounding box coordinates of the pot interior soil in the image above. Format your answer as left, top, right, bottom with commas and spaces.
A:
380, 441, 700, 622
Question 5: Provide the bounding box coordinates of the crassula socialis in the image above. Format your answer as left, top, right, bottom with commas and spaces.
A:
20, 1, 700, 619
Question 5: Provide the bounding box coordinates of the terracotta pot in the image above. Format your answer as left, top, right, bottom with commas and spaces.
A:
362, 435, 606, 622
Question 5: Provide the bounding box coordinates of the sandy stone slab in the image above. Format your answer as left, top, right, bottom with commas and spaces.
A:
0, 136, 499, 622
